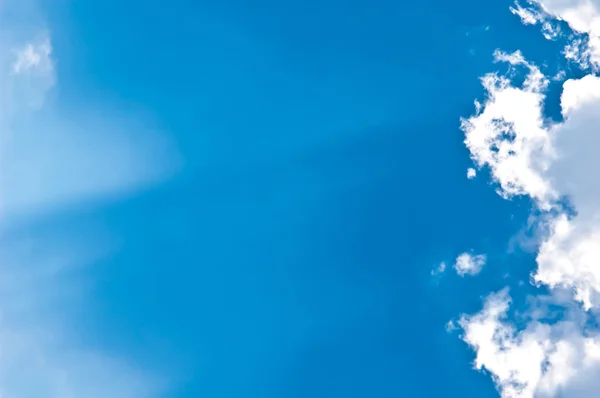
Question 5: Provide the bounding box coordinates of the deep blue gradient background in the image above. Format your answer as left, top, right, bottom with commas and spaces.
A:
36, 0, 569, 396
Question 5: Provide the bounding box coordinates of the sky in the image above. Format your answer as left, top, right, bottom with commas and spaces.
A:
2, 0, 600, 397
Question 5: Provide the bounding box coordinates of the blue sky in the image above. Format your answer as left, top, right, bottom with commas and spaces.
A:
3, 0, 600, 397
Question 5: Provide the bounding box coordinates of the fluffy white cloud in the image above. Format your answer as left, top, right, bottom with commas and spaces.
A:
458, 2, 600, 396
462, 50, 556, 208
454, 252, 487, 276
460, 289, 600, 398
462, 52, 600, 310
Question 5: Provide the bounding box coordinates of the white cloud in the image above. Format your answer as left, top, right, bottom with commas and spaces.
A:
454, 252, 487, 276
511, 3, 544, 25
460, 289, 600, 398
11, 36, 52, 74
560, 73, 600, 115
462, 50, 556, 209
0, 32, 53, 125
467, 167, 477, 179
510, 2, 561, 39
4, 34, 55, 112
431, 261, 446, 276
517, 0, 600, 66
0, 33, 180, 218
465, 64, 600, 310
457, 3, 600, 396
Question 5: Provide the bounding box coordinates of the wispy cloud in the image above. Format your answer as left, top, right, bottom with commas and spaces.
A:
11, 36, 52, 74
431, 261, 446, 277
0, 1, 179, 396
528, 0, 600, 66
0, 7, 179, 219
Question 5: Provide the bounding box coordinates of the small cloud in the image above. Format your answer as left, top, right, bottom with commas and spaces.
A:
467, 168, 477, 179
454, 252, 486, 277
12, 36, 52, 75
431, 261, 446, 276
445, 320, 458, 333
552, 69, 566, 81
3, 34, 55, 113
510, 3, 543, 25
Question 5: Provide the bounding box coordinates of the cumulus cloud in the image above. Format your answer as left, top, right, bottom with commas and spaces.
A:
460, 289, 600, 398
463, 53, 600, 310
454, 252, 486, 276
457, 1, 600, 396
467, 167, 477, 179
462, 49, 555, 208
0, 1, 178, 397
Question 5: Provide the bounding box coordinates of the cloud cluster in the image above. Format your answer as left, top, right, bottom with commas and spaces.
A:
431, 252, 486, 278
460, 290, 600, 398
457, 1, 600, 397
454, 252, 487, 277
11, 37, 52, 74
532, 0, 600, 66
